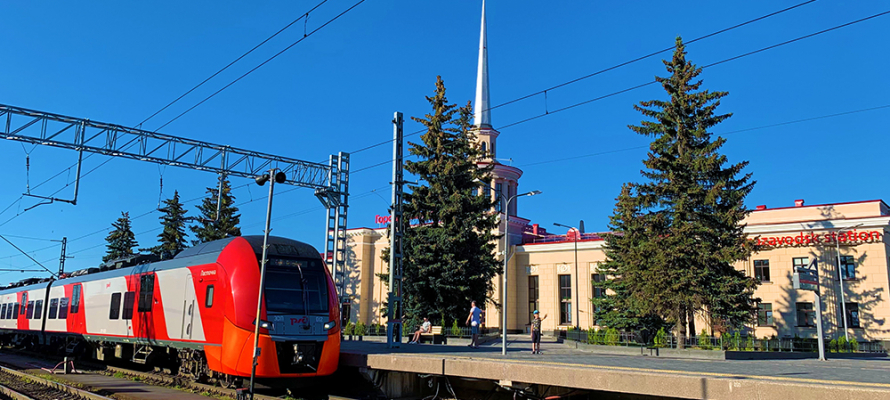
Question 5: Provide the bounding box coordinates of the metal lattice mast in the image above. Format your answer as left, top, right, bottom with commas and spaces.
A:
317, 153, 349, 306
58, 237, 67, 277
387, 112, 404, 348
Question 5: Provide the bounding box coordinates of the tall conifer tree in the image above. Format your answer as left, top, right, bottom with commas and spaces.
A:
400, 76, 499, 323
144, 190, 189, 259
605, 38, 758, 348
104, 212, 138, 262
190, 178, 241, 244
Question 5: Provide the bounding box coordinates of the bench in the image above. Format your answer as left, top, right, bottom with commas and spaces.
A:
418, 326, 445, 344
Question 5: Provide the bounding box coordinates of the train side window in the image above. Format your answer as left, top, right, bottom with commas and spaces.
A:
48, 298, 59, 319
58, 298, 69, 319
34, 300, 43, 319
71, 285, 82, 314
13, 303, 19, 317
122, 292, 136, 320
109, 292, 122, 320
26, 301, 34, 318
21, 293, 27, 315
1, 304, 6, 319
205, 285, 214, 308
138, 275, 154, 312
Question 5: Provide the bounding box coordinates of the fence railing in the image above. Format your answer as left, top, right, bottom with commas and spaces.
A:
554, 329, 885, 353
345, 324, 496, 339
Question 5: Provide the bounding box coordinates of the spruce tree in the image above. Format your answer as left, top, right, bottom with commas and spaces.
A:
103, 211, 138, 262
400, 76, 499, 323
594, 184, 666, 332
615, 38, 758, 348
190, 178, 241, 244
144, 191, 189, 259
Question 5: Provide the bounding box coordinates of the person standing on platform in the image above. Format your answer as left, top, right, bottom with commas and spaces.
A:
531, 310, 547, 354
465, 301, 482, 348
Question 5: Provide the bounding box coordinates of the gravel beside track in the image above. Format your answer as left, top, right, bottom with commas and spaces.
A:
0, 368, 80, 400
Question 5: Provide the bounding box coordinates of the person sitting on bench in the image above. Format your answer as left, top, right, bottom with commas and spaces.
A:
409, 317, 432, 344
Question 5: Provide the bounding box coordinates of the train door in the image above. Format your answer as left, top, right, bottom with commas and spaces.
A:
181, 274, 197, 340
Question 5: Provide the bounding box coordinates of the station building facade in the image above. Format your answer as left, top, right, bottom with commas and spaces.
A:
341, 199, 890, 342
335, 2, 890, 342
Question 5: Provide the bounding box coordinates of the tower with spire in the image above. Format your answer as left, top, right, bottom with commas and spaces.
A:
472, 0, 527, 246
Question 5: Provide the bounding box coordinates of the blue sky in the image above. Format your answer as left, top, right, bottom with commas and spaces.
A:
1, 1, 888, 283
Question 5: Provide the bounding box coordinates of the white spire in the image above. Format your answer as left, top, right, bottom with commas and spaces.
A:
474, 0, 491, 128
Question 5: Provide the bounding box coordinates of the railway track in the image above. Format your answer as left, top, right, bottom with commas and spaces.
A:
0, 364, 112, 400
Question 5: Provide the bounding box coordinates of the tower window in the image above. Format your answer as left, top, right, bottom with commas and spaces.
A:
481, 142, 487, 153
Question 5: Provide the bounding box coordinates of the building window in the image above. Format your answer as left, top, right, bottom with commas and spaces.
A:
481, 142, 487, 153
757, 303, 773, 326
839, 256, 856, 280
792, 257, 809, 270
206, 285, 215, 308
495, 183, 503, 212
109, 292, 122, 320
559, 274, 572, 325
71, 285, 81, 313
139, 274, 155, 312
846, 303, 860, 328
58, 298, 69, 319
754, 260, 770, 282
796, 302, 815, 327
528, 276, 538, 324
592, 274, 606, 299
48, 298, 59, 319
122, 292, 136, 320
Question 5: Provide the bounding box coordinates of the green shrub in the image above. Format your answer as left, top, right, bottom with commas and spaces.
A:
698, 329, 711, 350
343, 321, 355, 336
745, 335, 754, 351
451, 320, 461, 337
402, 317, 417, 338
354, 322, 366, 336
587, 328, 596, 344
829, 338, 838, 352
850, 339, 860, 352
605, 328, 620, 346
654, 327, 667, 348
838, 336, 848, 353
375, 323, 382, 335
733, 331, 741, 351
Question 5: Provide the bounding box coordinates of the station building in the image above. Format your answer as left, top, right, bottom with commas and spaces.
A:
336, 2, 890, 343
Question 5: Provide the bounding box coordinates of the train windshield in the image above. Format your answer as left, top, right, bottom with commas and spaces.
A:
264, 260, 329, 315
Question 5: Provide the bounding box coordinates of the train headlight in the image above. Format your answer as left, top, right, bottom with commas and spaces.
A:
323, 320, 337, 331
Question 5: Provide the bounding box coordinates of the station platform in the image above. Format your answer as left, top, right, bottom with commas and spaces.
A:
340, 334, 890, 400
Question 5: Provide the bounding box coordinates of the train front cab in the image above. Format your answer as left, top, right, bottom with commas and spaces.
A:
208, 236, 341, 379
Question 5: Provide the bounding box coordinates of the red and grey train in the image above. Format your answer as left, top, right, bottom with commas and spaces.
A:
0, 236, 340, 383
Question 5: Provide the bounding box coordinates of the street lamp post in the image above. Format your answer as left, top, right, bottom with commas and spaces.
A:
834, 223, 863, 342
474, 179, 541, 355
554, 223, 580, 329
248, 169, 286, 400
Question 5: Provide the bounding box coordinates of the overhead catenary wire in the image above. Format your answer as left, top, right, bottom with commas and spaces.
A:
137, 0, 331, 128
340, 0, 819, 158
0, 234, 57, 277
153, 0, 367, 132
349, 9, 890, 173
9, 0, 345, 220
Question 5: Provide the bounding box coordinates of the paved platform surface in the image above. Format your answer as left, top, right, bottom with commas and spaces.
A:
0, 353, 210, 400
341, 334, 890, 400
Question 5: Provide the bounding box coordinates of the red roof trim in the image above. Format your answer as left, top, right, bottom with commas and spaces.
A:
521, 237, 605, 246
750, 199, 885, 213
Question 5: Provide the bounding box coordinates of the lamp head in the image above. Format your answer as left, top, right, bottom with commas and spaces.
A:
255, 173, 270, 186
275, 171, 287, 184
